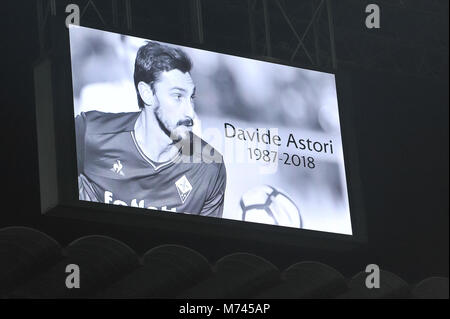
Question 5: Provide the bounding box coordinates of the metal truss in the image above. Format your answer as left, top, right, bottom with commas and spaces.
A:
245, 0, 447, 78
247, 0, 338, 71
36, 0, 448, 79
36, 0, 132, 56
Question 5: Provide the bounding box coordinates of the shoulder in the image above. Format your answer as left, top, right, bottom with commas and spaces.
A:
76, 111, 141, 134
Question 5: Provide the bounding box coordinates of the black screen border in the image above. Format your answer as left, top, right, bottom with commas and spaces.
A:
35, 18, 367, 252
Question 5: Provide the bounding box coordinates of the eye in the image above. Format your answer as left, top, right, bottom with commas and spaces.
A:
173, 93, 182, 100
190, 95, 196, 101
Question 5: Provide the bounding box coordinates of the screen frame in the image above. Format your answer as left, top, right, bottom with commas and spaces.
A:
35, 18, 367, 252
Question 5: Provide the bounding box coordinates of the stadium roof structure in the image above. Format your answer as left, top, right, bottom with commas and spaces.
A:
36, 0, 448, 79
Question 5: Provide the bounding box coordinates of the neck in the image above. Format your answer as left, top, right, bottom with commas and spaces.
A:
134, 107, 180, 163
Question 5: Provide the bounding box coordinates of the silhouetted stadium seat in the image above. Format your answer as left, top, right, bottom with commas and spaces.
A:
337, 270, 410, 299
254, 261, 348, 298
0, 227, 448, 299
178, 253, 280, 298
97, 244, 212, 298
412, 277, 449, 299
9, 235, 139, 298
0, 227, 62, 296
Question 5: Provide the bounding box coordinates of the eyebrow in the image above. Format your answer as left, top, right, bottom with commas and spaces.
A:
170, 87, 196, 95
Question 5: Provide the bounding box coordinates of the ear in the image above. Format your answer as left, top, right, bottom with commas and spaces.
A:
137, 81, 155, 107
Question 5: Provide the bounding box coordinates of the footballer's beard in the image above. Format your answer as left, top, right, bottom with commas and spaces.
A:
154, 109, 193, 144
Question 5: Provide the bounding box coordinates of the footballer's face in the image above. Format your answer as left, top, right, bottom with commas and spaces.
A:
152, 69, 196, 142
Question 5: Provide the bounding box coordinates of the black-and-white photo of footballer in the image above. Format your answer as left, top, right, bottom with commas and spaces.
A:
74, 33, 226, 218
70, 25, 353, 235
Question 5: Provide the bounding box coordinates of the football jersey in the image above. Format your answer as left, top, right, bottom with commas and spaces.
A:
75, 111, 226, 218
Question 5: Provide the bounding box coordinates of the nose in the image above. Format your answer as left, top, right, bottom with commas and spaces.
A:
184, 98, 195, 120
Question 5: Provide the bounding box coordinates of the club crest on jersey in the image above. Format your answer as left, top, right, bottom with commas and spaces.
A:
111, 160, 125, 176
175, 175, 192, 204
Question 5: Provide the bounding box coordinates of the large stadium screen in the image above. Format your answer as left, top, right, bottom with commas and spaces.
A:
69, 25, 353, 235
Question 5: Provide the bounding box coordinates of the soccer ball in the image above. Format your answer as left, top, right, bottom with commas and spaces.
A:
240, 185, 302, 228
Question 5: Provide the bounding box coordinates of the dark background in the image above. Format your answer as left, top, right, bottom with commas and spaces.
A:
0, 0, 448, 282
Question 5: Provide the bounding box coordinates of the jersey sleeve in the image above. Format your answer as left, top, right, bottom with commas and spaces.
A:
200, 161, 227, 218
78, 174, 99, 202
75, 112, 87, 175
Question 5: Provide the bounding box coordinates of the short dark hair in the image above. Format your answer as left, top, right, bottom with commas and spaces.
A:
134, 41, 193, 109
